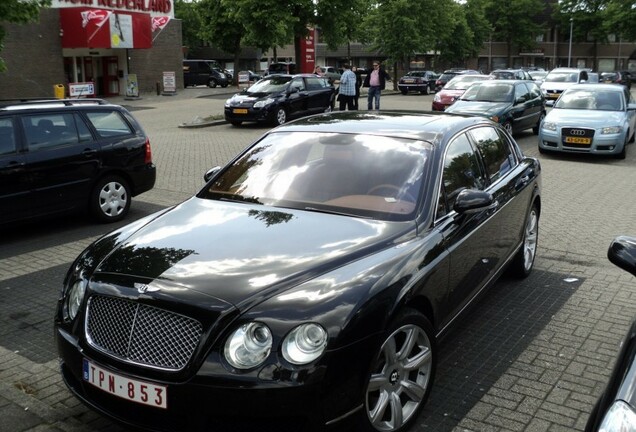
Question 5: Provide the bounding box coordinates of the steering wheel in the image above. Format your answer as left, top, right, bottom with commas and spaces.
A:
367, 184, 416, 203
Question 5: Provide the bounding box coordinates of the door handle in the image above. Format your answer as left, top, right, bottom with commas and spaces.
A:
82, 149, 97, 157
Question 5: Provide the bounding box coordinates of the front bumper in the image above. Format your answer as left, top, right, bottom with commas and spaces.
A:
224, 106, 273, 124
539, 129, 626, 156
56, 324, 377, 432
398, 83, 427, 93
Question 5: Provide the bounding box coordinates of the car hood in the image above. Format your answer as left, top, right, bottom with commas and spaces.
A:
437, 89, 465, 101
541, 82, 574, 92
227, 92, 279, 105
546, 108, 626, 125
446, 100, 510, 116
92, 197, 411, 309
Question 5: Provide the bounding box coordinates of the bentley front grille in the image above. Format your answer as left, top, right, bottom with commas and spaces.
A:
86, 295, 203, 371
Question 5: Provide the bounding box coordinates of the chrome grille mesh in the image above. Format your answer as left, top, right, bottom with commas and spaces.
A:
86, 295, 203, 370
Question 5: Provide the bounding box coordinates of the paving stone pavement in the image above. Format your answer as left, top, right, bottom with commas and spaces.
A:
1, 86, 636, 432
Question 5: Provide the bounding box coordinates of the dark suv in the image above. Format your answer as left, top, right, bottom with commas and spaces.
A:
0, 99, 156, 226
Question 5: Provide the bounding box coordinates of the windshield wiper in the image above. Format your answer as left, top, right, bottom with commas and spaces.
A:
304, 206, 371, 219
217, 194, 263, 204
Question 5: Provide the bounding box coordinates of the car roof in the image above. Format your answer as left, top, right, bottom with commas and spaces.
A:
267, 111, 495, 144
565, 83, 626, 92
0, 98, 115, 111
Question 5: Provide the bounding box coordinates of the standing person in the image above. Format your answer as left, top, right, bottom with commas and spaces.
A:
338, 64, 357, 111
363, 61, 390, 110
352, 66, 362, 110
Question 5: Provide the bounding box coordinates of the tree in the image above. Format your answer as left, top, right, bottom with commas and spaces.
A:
175, 0, 203, 53
555, 0, 611, 71
0, 0, 51, 72
364, 0, 455, 86
484, 0, 546, 67
315, 0, 373, 60
602, 0, 636, 52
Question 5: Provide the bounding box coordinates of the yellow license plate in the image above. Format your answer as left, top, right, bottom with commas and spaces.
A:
233, 109, 248, 114
565, 136, 591, 144
548, 94, 559, 99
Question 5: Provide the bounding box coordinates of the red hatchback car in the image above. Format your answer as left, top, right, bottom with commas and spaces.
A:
432, 74, 490, 111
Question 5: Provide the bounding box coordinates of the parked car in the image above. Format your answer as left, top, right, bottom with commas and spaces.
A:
489, 69, 533, 80
585, 236, 636, 432
434, 69, 481, 92
264, 62, 296, 76
529, 70, 548, 83
431, 74, 490, 111
540, 67, 589, 106
538, 83, 636, 159
0, 99, 156, 225
398, 70, 438, 95
183, 59, 229, 88
445, 80, 546, 135
600, 71, 632, 89
55, 110, 541, 432
224, 74, 336, 126
317, 66, 341, 83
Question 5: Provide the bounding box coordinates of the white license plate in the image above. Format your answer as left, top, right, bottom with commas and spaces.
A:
83, 359, 168, 409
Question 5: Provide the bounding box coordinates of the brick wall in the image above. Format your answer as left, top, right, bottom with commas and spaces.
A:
0, 9, 66, 99
129, 19, 184, 94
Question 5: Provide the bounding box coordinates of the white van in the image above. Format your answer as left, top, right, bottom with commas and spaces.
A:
540, 68, 589, 105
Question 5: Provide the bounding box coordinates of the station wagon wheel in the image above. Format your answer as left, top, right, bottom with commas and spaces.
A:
207, 79, 217, 88
90, 175, 131, 223
509, 203, 539, 278
273, 107, 287, 126
363, 309, 435, 432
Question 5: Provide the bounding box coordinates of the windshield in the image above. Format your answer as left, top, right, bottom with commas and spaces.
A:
545, 71, 579, 83
199, 131, 432, 221
446, 76, 487, 90
555, 89, 624, 111
460, 83, 513, 102
247, 76, 291, 94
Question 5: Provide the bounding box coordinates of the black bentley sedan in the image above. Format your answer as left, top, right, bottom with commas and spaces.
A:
224, 73, 336, 126
585, 236, 636, 431
55, 111, 541, 432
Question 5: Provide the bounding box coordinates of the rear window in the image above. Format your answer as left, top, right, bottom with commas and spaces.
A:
85, 110, 133, 138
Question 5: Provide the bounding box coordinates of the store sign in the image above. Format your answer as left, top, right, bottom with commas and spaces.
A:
51, 0, 174, 18
60, 8, 152, 49
69, 82, 96, 97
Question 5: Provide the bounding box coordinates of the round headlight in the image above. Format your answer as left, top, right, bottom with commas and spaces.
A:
224, 322, 272, 369
65, 279, 86, 321
282, 323, 328, 365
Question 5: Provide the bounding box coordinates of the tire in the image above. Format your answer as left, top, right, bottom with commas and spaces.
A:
502, 121, 513, 136
207, 79, 217, 88
629, 129, 635, 144
421, 85, 429, 95
221, 83, 228, 88
361, 308, 435, 432
90, 175, 131, 223
532, 111, 545, 135
230, 121, 242, 127
400, 90, 408, 95
509, 203, 539, 278
273, 107, 287, 126
538, 145, 547, 154
616, 141, 627, 159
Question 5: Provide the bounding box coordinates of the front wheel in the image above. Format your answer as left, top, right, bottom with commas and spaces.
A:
90, 175, 131, 223
421, 85, 429, 95
207, 79, 217, 88
532, 112, 545, 135
509, 203, 539, 278
361, 308, 435, 432
273, 107, 287, 126
400, 90, 408, 95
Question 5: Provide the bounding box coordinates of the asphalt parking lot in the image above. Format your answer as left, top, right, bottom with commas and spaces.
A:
1, 86, 636, 432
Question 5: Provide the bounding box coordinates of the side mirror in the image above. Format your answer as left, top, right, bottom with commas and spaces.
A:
608, 236, 636, 277
453, 189, 496, 214
203, 166, 222, 183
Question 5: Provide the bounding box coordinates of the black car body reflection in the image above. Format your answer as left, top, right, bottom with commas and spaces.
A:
586, 236, 636, 431
55, 111, 542, 432
224, 73, 336, 127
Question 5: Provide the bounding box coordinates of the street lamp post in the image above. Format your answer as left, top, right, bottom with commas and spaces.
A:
568, 18, 573, 68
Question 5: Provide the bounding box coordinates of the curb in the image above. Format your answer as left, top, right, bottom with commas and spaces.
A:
178, 119, 228, 128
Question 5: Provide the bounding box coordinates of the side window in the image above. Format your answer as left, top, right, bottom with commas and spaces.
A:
437, 133, 485, 217
0, 117, 16, 155
514, 83, 529, 102
85, 110, 133, 138
526, 82, 541, 100
74, 113, 94, 142
470, 126, 516, 183
304, 76, 323, 91
290, 78, 305, 92
22, 113, 81, 151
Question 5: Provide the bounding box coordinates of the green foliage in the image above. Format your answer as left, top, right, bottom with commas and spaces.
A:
485, 0, 545, 53
604, 0, 636, 41
316, 0, 372, 51
0, 0, 51, 72
175, 0, 203, 50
